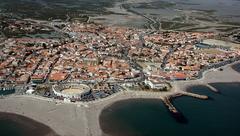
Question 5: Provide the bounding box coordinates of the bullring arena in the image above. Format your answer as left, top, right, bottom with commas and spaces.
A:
52, 84, 91, 99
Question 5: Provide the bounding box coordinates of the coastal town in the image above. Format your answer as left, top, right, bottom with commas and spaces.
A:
1, 16, 240, 102
1, 0, 240, 136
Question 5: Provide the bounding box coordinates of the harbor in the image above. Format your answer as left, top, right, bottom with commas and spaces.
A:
99, 82, 240, 136
0, 0, 240, 136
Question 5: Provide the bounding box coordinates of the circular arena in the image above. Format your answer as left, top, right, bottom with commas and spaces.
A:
52, 84, 91, 99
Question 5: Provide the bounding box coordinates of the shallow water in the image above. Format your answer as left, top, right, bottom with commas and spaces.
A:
0, 0, 119, 20
1, 0, 240, 22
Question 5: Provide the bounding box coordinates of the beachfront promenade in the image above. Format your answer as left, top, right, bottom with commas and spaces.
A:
0, 61, 240, 136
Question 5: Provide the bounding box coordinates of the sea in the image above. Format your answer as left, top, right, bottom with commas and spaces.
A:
0, 112, 58, 136
99, 64, 240, 136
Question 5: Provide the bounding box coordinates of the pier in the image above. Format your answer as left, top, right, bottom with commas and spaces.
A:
205, 84, 219, 93
162, 95, 188, 123
181, 91, 208, 100
162, 96, 179, 113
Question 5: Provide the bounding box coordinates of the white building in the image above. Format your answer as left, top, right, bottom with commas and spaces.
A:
144, 77, 168, 89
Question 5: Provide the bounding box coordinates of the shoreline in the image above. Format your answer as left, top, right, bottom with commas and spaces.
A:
0, 61, 240, 136
0, 112, 59, 136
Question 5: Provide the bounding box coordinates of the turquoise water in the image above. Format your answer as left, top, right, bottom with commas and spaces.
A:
100, 82, 240, 136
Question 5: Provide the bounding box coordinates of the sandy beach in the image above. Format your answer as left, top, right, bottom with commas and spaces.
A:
0, 112, 59, 136
0, 61, 240, 136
